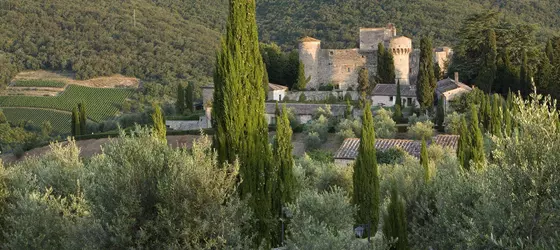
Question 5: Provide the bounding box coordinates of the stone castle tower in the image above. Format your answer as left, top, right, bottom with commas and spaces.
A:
298, 24, 426, 90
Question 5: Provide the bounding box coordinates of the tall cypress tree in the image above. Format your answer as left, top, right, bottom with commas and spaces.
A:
383, 182, 409, 250
358, 67, 370, 107
353, 101, 380, 233
151, 103, 166, 142
490, 94, 502, 136
481, 94, 491, 132
416, 37, 437, 113
503, 91, 512, 137
435, 97, 445, 130
185, 82, 194, 112
457, 116, 470, 170
71, 107, 80, 137
294, 60, 310, 90
393, 80, 403, 122
377, 43, 387, 82
385, 50, 396, 83
420, 138, 430, 183
176, 83, 185, 115
212, 0, 274, 243
475, 29, 497, 93
520, 50, 532, 97
470, 105, 485, 170
78, 103, 86, 135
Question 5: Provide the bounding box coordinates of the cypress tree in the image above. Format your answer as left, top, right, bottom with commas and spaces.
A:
490, 94, 502, 136
294, 60, 310, 90
176, 83, 185, 115
435, 97, 445, 130
377, 43, 387, 82
503, 92, 512, 137
0, 110, 6, 124
186, 82, 194, 113
481, 95, 491, 132
470, 105, 485, 170
353, 101, 380, 233
358, 67, 370, 107
520, 50, 532, 97
212, 0, 274, 244
434, 62, 442, 81
385, 50, 396, 83
457, 116, 470, 170
78, 103, 86, 135
383, 182, 409, 250
151, 103, 166, 142
536, 53, 554, 96
416, 37, 437, 113
71, 107, 80, 137
393, 80, 403, 122
345, 100, 353, 119
420, 138, 430, 183
475, 29, 497, 93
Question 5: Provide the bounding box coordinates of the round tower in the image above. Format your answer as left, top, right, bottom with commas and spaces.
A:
298, 37, 321, 89
389, 36, 412, 85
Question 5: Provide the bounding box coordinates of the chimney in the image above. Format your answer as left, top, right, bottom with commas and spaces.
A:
454, 72, 459, 83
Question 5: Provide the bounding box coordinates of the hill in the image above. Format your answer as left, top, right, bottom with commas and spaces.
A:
0, 0, 559, 89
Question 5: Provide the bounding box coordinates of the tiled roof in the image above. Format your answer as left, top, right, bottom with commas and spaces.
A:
300, 36, 320, 42
334, 135, 460, 160
265, 103, 347, 116
372, 84, 416, 97
268, 83, 288, 91
436, 78, 472, 94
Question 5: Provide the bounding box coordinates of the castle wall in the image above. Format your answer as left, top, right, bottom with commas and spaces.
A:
409, 49, 420, 84
317, 49, 367, 89
390, 37, 412, 85
298, 40, 321, 89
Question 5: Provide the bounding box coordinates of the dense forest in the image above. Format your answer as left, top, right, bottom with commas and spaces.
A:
1, 0, 559, 88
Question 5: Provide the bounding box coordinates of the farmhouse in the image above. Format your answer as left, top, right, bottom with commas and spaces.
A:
371, 84, 419, 107
436, 72, 472, 109
334, 135, 459, 166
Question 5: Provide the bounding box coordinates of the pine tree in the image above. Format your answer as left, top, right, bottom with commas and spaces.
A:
475, 29, 497, 93
416, 37, 437, 113
71, 107, 80, 137
151, 103, 166, 142
212, 0, 274, 244
393, 80, 403, 122
358, 67, 370, 107
78, 103, 86, 135
420, 138, 430, 183
186, 82, 194, 112
176, 83, 185, 115
470, 105, 485, 170
294, 59, 310, 90
353, 101, 380, 233
383, 182, 409, 250
435, 97, 445, 130
457, 116, 470, 170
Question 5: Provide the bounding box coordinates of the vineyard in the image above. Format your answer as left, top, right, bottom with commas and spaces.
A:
0, 85, 135, 121
11, 80, 66, 88
1, 108, 71, 133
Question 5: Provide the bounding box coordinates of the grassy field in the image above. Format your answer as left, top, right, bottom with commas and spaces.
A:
12, 80, 66, 88
1, 108, 71, 133
0, 85, 134, 122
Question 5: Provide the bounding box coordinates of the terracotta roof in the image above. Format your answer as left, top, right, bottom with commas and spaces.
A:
265, 103, 347, 116
300, 36, 320, 42
436, 78, 472, 94
334, 135, 460, 160
268, 83, 288, 91
372, 84, 416, 97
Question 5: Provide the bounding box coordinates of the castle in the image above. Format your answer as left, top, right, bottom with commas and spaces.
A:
298, 24, 452, 90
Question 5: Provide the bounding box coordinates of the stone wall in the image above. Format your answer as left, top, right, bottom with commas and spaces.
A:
166, 117, 210, 131
284, 91, 359, 102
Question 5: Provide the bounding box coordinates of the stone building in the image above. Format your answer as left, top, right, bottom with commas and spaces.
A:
298, 23, 452, 90
436, 72, 472, 110
371, 84, 419, 107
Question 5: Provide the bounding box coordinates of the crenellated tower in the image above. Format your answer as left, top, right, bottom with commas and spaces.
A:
389, 36, 412, 85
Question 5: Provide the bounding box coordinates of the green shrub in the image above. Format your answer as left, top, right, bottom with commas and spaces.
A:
444, 112, 463, 135
374, 108, 396, 138
377, 148, 406, 165
407, 121, 434, 140
304, 132, 322, 150
298, 93, 307, 102
306, 149, 334, 163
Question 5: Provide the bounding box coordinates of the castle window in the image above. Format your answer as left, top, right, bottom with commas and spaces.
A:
347, 67, 351, 72
330, 51, 334, 56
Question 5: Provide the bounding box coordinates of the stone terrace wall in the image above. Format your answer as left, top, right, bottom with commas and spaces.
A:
284, 91, 359, 102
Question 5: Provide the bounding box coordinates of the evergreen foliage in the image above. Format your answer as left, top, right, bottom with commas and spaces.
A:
71, 107, 80, 137
495, 48, 520, 95
176, 83, 185, 115
503, 92, 513, 137
420, 138, 430, 183
475, 29, 497, 93
546, 39, 554, 62
186, 82, 194, 113
385, 51, 396, 83
490, 94, 503, 136
0, 110, 6, 124
376, 43, 395, 84
358, 67, 370, 107
393, 81, 403, 122
294, 60, 311, 90
469, 105, 485, 170
78, 103, 86, 136
383, 183, 409, 250
435, 97, 445, 130
353, 101, 380, 233
212, 0, 274, 244
519, 50, 532, 96
457, 116, 470, 170
298, 93, 307, 102
345, 100, 353, 119
151, 103, 166, 142
416, 37, 436, 112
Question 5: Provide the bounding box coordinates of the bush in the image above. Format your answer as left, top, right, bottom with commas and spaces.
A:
374, 108, 396, 138
336, 119, 361, 140
318, 84, 334, 91
344, 92, 353, 101
377, 148, 406, 165
444, 112, 463, 134
306, 149, 334, 163
327, 93, 339, 104
407, 113, 432, 126
298, 93, 307, 102
305, 131, 322, 150
408, 121, 434, 140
